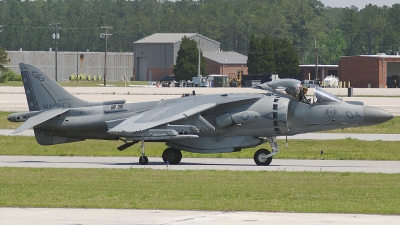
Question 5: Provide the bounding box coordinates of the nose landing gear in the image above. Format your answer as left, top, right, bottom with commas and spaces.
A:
253, 137, 278, 166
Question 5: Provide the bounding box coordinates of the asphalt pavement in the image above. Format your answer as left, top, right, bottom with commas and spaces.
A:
1, 208, 400, 225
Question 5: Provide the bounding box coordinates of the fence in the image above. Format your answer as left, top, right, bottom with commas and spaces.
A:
5, 51, 134, 82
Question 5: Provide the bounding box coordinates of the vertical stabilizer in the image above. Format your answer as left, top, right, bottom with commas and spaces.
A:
19, 63, 89, 111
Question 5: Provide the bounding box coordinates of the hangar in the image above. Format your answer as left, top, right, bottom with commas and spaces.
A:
133, 33, 248, 81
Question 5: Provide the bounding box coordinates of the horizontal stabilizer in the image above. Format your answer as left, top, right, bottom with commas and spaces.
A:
12, 108, 70, 134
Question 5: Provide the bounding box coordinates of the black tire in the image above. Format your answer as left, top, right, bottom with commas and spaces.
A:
253, 149, 273, 166
162, 148, 182, 165
139, 156, 149, 165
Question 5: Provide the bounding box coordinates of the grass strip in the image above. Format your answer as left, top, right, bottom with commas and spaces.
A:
0, 167, 399, 214
1, 136, 400, 160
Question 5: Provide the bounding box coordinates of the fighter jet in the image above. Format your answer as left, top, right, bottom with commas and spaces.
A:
8, 63, 393, 166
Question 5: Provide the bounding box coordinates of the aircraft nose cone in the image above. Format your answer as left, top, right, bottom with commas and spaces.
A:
363, 106, 393, 126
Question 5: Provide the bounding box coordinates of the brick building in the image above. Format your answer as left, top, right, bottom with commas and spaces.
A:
203, 51, 247, 77
339, 55, 400, 88
299, 55, 400, 88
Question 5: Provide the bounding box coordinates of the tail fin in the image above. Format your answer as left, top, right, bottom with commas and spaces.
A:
19, 63, 89, 111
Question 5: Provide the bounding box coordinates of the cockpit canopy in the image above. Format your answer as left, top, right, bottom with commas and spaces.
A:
314, 86, 341, 103
255, 79, 342, 104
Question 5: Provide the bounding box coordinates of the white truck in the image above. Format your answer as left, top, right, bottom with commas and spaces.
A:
323, 76, 339, 88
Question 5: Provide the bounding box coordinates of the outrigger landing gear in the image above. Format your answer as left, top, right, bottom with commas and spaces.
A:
162, 148, 182, 165
253, 137, 279, 166
117, 139, 148, 165
138, 139, 148, 165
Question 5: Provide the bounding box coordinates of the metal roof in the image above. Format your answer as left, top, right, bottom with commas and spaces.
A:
203, 51, 247, 64
134, 33, 219, 44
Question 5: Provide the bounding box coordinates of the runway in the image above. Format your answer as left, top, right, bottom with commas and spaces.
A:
1, 208, 399, 225
1, 155, 400, 173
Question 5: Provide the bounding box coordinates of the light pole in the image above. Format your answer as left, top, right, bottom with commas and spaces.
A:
197, 40, 202, 87
100, 26, 112, 86
50, 23, 61, 82
314, 38, 318, 82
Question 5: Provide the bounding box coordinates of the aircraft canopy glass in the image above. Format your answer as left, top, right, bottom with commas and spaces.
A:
255, 79, 301, 99
256, 79, 342, 104
314, 86, 341, 103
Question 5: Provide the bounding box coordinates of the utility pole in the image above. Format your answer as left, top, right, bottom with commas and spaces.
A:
314, 38, 318, 82
50, 23, 61, 82
197, 40, 202, 87
100, 26, 112, 86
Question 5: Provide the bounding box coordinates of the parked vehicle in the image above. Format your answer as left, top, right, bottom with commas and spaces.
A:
301, 80, 319, 88
160, 75, 175, 82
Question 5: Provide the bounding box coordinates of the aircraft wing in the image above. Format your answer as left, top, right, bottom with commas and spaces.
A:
12, 108, 70, 134
108, 102, 217, 135
108, 94, 263, 137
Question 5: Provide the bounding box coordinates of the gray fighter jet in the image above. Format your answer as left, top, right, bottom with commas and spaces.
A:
8, 63, 393, 166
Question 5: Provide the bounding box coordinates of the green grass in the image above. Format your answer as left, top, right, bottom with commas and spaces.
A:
1, 136, 400, 160
0, 168, 399, 214
0, 112, 18, 129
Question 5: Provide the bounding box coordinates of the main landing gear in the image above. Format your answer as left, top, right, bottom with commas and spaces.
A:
119, 139, 182, 165
162, 148, 182, 164
119, 136, 278, 166
253, 137, 279, 166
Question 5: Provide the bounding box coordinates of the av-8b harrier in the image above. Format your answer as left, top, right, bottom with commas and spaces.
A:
8, 63, 393, 165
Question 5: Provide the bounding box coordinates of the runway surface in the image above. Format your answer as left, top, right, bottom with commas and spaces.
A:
1, 155, 400, 173
1, 208, 400, 225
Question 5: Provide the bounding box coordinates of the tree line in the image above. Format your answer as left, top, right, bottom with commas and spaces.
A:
0, 0, 399, 66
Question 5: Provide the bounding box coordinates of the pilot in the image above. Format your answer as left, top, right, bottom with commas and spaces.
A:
299, 86, 308, 103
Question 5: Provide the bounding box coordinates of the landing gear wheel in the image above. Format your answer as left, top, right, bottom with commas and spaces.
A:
254, 149, 273, 166
162, 148, 182, 165
139, 156, 149, 165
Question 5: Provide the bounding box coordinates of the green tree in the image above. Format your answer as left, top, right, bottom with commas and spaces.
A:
247, 34, 262, 74
248, 34, 299, 77
338, 6, 360, 56
173, 36, 206, 81
0, 46, 10, 82
359, 4, 386, 54
274, 38, 300, 78
318, 29, 347, 64
247, 34, 275, 74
